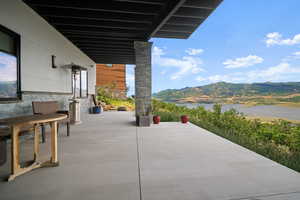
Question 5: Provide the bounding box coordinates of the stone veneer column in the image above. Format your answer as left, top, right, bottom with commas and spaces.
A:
134, 41, 152, 119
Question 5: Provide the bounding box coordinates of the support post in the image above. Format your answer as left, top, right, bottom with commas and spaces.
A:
134, 41, 152, 126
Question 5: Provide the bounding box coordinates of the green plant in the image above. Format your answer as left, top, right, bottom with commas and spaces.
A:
96, 84, 135, 110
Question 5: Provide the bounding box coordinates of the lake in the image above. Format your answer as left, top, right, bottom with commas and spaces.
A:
177, 103, 300, 121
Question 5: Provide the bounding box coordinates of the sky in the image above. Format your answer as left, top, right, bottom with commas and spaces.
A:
126, 0, 300, 96
0, 52, 17, 82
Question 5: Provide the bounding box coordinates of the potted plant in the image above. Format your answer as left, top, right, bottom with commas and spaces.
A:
153, 115, 160, 124
181, 115, 189, 123
152, 101, 160, 124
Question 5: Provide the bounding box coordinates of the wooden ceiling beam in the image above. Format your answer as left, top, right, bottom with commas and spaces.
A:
24, 0, 161, 15
35, 7, 155, 24
148, 0, 187, 39
182, 0, 222, 9
173, 7, 212, 18
49, 18, 149, 31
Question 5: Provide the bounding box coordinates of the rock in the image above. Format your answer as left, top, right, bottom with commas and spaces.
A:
117, 106, 127, 111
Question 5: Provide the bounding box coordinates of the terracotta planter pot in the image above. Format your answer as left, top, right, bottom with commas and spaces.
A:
181, 115, 189, 123
153, 115, 160, 124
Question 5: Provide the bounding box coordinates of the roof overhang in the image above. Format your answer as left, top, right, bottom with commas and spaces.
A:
23, 0, 222, 64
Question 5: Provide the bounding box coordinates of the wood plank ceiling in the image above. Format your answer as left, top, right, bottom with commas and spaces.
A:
23, 0, 222, 64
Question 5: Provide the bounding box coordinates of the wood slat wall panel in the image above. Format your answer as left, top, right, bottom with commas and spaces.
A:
96, 64, 126, 91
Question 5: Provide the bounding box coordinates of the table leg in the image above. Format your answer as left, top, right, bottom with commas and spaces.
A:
50, 121, 58, 165
40, 121, 59, 168
8, 125, 20, 181
11, 126, 20, 173
34, 124, 40, 161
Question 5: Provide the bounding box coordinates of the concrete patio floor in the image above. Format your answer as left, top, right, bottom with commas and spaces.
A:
0, 111, 300, 200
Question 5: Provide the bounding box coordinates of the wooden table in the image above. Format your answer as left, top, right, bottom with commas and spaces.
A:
0, 114, 67, 181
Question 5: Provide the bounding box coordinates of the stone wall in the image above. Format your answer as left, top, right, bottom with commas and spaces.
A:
0, 92, 93, 119
79, 96, 95, 115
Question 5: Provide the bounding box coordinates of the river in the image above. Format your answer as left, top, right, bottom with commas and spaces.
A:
177, 103, 300, 121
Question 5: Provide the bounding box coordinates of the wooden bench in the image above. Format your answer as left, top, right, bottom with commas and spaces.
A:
32, 101, 70, 143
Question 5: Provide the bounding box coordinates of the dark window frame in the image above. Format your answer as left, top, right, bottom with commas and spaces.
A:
0, 24, 21, 102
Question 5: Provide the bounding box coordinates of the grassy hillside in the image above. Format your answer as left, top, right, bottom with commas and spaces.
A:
153, 82, 300, 104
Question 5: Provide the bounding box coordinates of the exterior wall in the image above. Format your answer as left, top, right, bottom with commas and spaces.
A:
96, 64, 126, 98
0, 0, 96, 118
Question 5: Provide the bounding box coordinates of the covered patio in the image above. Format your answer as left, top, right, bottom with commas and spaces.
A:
1, 1, 300, 199
1, 112, 300, 200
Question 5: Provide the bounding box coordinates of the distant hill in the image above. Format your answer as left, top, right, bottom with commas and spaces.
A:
153, 82, 300, 104
0, 81, 17, 97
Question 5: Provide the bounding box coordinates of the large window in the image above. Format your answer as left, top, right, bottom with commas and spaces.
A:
72, 69, 88, 98
0, 25, 21, 101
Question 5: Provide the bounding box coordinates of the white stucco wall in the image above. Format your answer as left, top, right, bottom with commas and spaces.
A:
0, 0, 96, 94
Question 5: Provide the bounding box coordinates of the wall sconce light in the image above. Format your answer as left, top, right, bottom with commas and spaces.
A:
52, 55, 57, 68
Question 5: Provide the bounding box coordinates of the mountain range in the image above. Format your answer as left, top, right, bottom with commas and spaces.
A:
153, 82, 300, 104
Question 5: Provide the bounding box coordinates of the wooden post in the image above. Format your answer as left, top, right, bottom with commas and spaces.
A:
50, 121, 58, 164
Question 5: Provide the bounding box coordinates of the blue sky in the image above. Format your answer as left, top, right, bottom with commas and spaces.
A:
126, 0, 300, 96
0, 52, 17, 82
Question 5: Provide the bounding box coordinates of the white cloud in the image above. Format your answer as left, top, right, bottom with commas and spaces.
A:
293, 51, 300, 56
0, 53, 17, 82
281, 51, 300, 62
265, 32, 300, 47
195, 74, 240, 83
125, 65, 135, 96
205, 62, 300, 83
223, 55, 264, 69
126, 73, 134, 81
126, 65, 135, 83
185, 48, 204, 56
254, 62, 300, 81
153, 46, 204, 80
160, 70, 167, 75
152, 46, 165, 57
197, 62, 300, 84
195, 76, 206, 82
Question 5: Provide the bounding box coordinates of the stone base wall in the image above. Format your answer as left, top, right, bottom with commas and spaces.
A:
0, 92, 93, 119
79, 96, 94, 115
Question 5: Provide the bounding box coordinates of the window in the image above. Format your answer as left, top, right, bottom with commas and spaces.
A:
80, 70, 88, 98
72, 69, 88, 98
106, 64, 113, 67
0, 25, 21, 101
